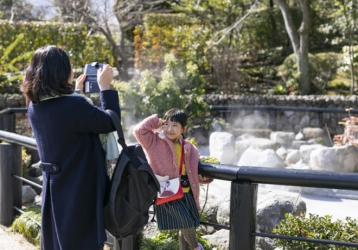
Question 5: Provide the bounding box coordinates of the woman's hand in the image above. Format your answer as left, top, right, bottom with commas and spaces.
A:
97, 64, 113, 91
75, 74, 86, 94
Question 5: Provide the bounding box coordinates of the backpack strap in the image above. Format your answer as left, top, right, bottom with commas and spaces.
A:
106, 109, 128, 153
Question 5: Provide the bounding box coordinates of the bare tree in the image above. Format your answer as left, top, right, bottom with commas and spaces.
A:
274, 0, 311, 95
0, 0, 44, 21
52, 0, 92, 23
73, 0, 171, 81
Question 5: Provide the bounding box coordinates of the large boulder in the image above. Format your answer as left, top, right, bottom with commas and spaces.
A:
204, 229, 229, 250
22, 185, 37, 204
286, 150, 302, 165
310, 145, 358, 172
235, 138, 281, 160
299, 144, 326, 163
238, 147, 286, 168
209, 132, 236, 164
256, 190, 306, 234
270, 131, 295, 147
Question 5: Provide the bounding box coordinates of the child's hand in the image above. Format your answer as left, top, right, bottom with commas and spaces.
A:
75, 74, 86, 94
158, 119, 166, 127
199, 174, 213, 183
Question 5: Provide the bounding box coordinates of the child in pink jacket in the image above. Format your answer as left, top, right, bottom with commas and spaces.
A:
133, 108, 213, 250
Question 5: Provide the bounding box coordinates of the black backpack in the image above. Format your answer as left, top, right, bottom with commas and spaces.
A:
104, 109, 160, 240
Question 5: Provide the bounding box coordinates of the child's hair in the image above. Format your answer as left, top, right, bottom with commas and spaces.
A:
163, 108, 187, 136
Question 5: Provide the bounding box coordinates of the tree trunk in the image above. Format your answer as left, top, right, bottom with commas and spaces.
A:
297, 0, 310, 94
98, 26, 129, 81
118, 33, 130, 81
275, 0, 311, 95
349, 44, 355, 95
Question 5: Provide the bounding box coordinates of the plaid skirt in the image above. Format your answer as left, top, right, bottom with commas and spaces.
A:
155, 191, 200, 230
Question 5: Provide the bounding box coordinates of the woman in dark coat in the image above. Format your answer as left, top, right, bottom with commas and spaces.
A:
20, 45, 120, 250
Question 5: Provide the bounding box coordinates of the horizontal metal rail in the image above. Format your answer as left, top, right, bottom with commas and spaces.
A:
12, 206, 41, 227
211, 105, 358, 114
12, 174, 42, 189
1, 129, 358, 248
0, 130, 37, 150
0, 108, 27, 117
199, 163, 358, 190
253, 232, 358, 247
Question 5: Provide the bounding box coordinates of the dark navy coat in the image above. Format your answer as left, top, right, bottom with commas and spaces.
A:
28, 90, 120, 250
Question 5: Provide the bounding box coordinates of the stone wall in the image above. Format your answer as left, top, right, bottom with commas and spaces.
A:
202, 94, 358, 135
5, 93, 358, 135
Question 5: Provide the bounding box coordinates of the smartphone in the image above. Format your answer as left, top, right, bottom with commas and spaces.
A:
83, 62, 104, 94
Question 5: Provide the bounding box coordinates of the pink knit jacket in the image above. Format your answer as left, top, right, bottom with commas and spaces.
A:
133, 114, 204, 210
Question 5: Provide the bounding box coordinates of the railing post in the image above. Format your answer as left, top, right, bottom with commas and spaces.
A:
318, 112, 323, 128
0, 143, 19, 226
2, 113, 16, 132
113, 235, 140, 250
12, 144, 22, 213
268, 110, 277, 130
229, 181, 257, 250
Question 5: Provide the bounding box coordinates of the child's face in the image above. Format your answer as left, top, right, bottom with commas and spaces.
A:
162, 120, 185, 143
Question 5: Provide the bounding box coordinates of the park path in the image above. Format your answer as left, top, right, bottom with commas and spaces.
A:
0, 225, 37, 250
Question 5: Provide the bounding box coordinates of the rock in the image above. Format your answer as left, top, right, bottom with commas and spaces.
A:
270, 131, 295, 147
200, 195, 221, 224
189, 125, 209, 145
291, 140, 309, 149
299, 144, 326, 163
209, 132, 236, 165
310, 145, 358, 172
302, 127, 330, 145
238, 147, 286, 169
216, 200, 230, 226
27, 161, 42, 178
33, 195, 42, 206
22, 185, 37, 204
276, 147, 287, 161
204, 229, 229, 250
27, 176, 43, 195
286, 150, 302, 165
211, 120, 223, 132
256, 190, 306, 234
295, 132, 305, 141
235, 138, 280, 160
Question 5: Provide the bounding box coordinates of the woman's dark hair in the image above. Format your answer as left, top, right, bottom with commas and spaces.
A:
20, 45, 74, 102
163, 108, 188, 137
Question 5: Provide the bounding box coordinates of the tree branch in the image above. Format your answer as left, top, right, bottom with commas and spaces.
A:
208, 0, 260, 48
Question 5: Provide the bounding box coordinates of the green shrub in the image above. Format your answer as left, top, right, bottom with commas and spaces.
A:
0, 21, 112, 92
277, 52, 342, 94
272, 213, 358, 250
21, 148, 31, 178
113, 53, 209, 123
11, 206, 41, 248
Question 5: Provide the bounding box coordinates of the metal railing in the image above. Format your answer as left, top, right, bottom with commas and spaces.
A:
1, 129, 358, 249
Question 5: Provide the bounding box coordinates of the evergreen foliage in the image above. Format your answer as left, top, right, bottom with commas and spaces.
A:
273, 213, 358, 250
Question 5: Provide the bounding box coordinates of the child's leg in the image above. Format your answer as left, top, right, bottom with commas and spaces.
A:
180, 227, 198, 250
179, 229, 190, 250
